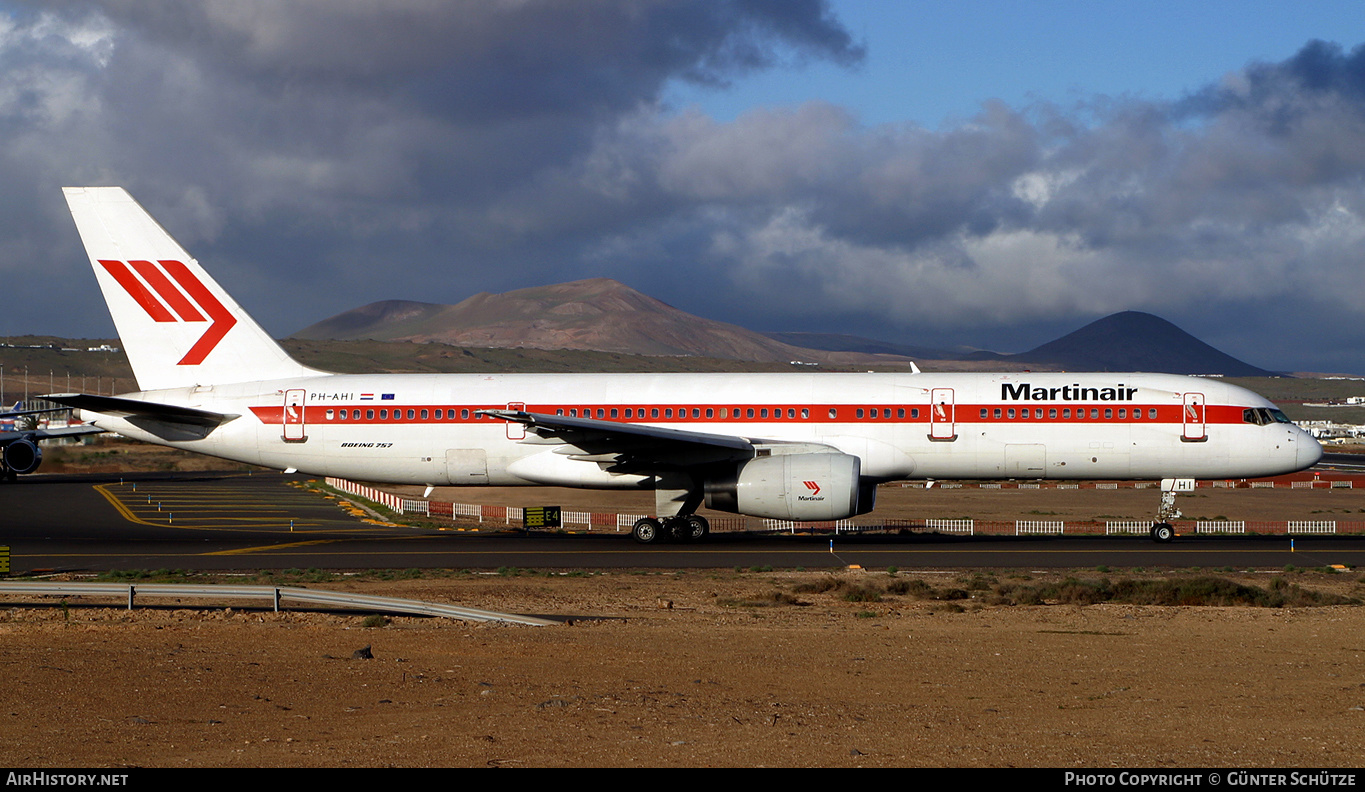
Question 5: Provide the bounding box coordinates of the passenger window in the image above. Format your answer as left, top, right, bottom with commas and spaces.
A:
380, 409, 388, 420
596, 409, 604, 418
747, 408, 755, 418
1090, 409, 1099, 419
1049, 408, 1057, 419
1104, 408, 1113, 419
407, 409, 415, 420
611, 408, 619, 418
624, 408, 632, 418
993, 408, 1001, 419
421, 409, 428, 420
828, 408, 836, 419
1062, 409, 1070, 419
435, 409, 443, 419
761, 408, 769, 418
1118, 409, 1126, 419
802, 408, 809, 419
1149, 408, 1157, 419
1008, 409, 1016, 419
980, 408, 988, 419
693, 408, 700, 418
652, 408, 659, 418
666, 409, 673, 418
897, 408, 904, 418
787, 409, 794, 419
911, 408, 920, 419
326, 409, 334, 420
707, 408, 714, 418
367, 409, 375, 420
461, 409, 469, 419
856, 408, 864, 419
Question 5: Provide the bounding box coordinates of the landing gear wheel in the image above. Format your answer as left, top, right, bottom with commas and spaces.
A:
632, 517, 664, 544
1151, 523, 1175, 543
684, 515, 710, 541
666, 517, 693, 542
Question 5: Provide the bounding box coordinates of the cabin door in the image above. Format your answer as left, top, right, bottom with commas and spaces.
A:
506, 402, 526, 440
283, 389, 307, 442
929, 388, 956, 440
1182, 392, 1206, 441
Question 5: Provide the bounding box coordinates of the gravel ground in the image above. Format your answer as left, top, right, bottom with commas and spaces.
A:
2, 569, 1363, 768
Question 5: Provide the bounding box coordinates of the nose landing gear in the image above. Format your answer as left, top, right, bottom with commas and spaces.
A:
1150, 478, 1194, 543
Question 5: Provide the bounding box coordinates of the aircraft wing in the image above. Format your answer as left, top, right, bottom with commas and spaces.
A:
476, 409, 838, 474
0, 425, 105, 444
0, 406, 74, 419
477, 409, 760, 472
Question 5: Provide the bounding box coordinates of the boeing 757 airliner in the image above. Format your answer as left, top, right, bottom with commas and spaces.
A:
28, 187, 1321, 543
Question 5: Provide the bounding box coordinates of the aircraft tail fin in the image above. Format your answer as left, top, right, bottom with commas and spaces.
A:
63, 187, 322, 391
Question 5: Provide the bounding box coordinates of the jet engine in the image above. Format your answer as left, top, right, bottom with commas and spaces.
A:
3, 438, 42, 475
704, 452, 872, 521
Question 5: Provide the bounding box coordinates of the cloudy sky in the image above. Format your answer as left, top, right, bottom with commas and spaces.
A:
4, 1, 1365, 374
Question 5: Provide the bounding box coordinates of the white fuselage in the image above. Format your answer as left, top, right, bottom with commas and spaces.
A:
82, 370, 1321, 489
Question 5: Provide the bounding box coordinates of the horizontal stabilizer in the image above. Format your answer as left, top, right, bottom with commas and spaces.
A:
42, 393, 238, 430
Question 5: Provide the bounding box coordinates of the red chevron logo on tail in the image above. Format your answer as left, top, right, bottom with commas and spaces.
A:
98, 259, 237, 366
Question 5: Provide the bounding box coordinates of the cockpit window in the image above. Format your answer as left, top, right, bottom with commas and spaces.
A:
1244, 408, 1294, 426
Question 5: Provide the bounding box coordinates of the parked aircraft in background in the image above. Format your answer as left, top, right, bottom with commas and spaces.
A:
43, 187, 1321, 541
0, 402, 102, 480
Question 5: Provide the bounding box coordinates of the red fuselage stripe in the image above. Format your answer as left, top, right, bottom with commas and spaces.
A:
247, 402, 1249, 427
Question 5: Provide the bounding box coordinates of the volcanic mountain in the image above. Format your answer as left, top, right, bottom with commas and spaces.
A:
965, 312, 1278, 376
294, 282, 1278, 376
292, 278, 826, 362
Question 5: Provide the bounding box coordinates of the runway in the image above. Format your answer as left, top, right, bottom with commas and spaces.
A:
3, 471, 1365, 573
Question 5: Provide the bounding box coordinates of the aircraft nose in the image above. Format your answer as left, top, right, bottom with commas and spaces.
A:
1297, 432, 1323, 470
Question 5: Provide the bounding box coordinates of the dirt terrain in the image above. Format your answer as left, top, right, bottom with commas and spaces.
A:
7, 444, 1365, 767
2, 568, 1363, 768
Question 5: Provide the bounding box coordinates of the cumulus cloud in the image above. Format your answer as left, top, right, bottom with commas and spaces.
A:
1, 3, 1363, 372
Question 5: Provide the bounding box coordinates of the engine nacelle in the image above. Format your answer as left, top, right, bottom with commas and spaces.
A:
3, 438, 42, 475
704, 452, 868, 521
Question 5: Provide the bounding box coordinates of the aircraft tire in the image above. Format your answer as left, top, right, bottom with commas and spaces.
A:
666, 517, 692, 542
632, 518, 664, 544
1150, 523, 1175, 543
685, 515, 710, 540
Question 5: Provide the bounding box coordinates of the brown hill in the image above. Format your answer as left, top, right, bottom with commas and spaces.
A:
291, 280, 1278, 376
292, 278, 850, 363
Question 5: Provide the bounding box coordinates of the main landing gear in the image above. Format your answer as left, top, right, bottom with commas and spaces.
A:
631, 515, 710, 544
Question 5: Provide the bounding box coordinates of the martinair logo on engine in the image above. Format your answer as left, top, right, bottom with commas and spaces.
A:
99, 259, 237, 365
798, 480, 824, 501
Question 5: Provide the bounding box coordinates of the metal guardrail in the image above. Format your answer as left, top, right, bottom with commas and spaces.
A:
0, 582, 557, 626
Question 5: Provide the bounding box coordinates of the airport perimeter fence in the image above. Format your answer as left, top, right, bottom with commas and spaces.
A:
322, 476, 1365, 537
